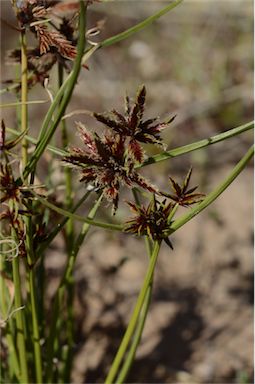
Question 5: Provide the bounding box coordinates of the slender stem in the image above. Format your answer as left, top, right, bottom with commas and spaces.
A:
115, 189, 154, 383
23, 0, 87, 180
116, 285, 152, 384
167, 203, 179, 225
58, 62, 74, 252
37, 191, 91, 257
98, 0, 183, 49
12, 255, 28, 383
10, 28, 29, 384
29, 189, 122, 231
0, 260, 20, 381
138, 121, 254, 168
61, 193, 103, 382
168, 145, 254, 235
28, 270, 43, 383
7, 120, 253, 163
105, 240, 161, 384
20, 24, 43, 384
0, 83, 20, 94
45, 194, 103, 383
0, 100, 48, 108
6, 126, 67, 156
20, 29, 28, 168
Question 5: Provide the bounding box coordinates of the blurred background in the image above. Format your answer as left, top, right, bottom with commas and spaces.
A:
1, 1, 253, 383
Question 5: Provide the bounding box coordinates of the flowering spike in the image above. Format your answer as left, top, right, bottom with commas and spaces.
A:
162, 168, 205, 207
93, 85, 176, 163
8, 1, 85, 90
63, 123, 157, 212
124, 197, 174, 245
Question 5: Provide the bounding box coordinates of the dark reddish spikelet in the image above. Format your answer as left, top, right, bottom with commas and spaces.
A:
163, 167, 205, 206
93, 85, 176, 163
63, 122, 157, 212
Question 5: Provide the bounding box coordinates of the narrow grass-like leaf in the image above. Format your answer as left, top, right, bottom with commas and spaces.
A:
36, 191, 91, 257
23, 1, 87, 180
105, 241, 161, 384
7, 120, 253, 164
45, 194, 103, 382
138, 121, 254, 168
99, 0, 183, 48
0, 100, 48, 108
168, 145, 254, 234
29, 190, 122, 232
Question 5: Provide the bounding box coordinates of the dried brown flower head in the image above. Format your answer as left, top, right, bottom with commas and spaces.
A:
7, 0, 84, 90
62, 122, 158, 212
34, 24, 76, 58
124, 196, 174, 248
94, 85, 176, 163
163, 167, 205, 206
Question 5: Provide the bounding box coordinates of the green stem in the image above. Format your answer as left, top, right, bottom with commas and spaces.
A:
20, 29, 28, 168
7, 120, 253, 163
6, 126, 66, 156
23, 0, 87, 180
116, 285, 152, 384
168, 145, 254, 235
97, 0, 183, 49
10, 28, 29, 384
0, 100, 48, 108
61, 193, 103, 382
45, 194, 103, 383
37, 191, 91, 257
29, 189, 122, 232
28, 270, 43, 383
0, 260, 20, 381
58, 62, 74, 252
20, 24, 43, 384
138, 121, 254, 168
114, 190, 153, 383
0, 83, 20, 94
12, 256, 28, 383
167, 203, 179, 225
105, 240, 161, 384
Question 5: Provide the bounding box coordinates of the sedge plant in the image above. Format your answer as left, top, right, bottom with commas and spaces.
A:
0, 1, 253, 383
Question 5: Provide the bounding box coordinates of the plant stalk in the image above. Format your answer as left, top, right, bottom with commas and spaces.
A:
138, 121, 254, 168
7, 120, 253, 162
45, 194, 103, 382
20, 25, 43, 383
20, 29, 28, 168
23, 0, 87, 180
116, 285, 152, 384
169, 145, 254, 235
12, 254, 28, 383
58, 62, 74, 252
105, 240, 161, 384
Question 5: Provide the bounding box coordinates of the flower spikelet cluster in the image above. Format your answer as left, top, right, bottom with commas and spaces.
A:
7, 1, 84, 89
63, 122, 158, 213
124, 196, 174, 248
163, 167, 205, 206
94, 85, 176, 163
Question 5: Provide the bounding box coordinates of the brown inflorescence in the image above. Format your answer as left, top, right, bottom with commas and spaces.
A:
62, 122, 158, 213
124, 196, 174, 248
